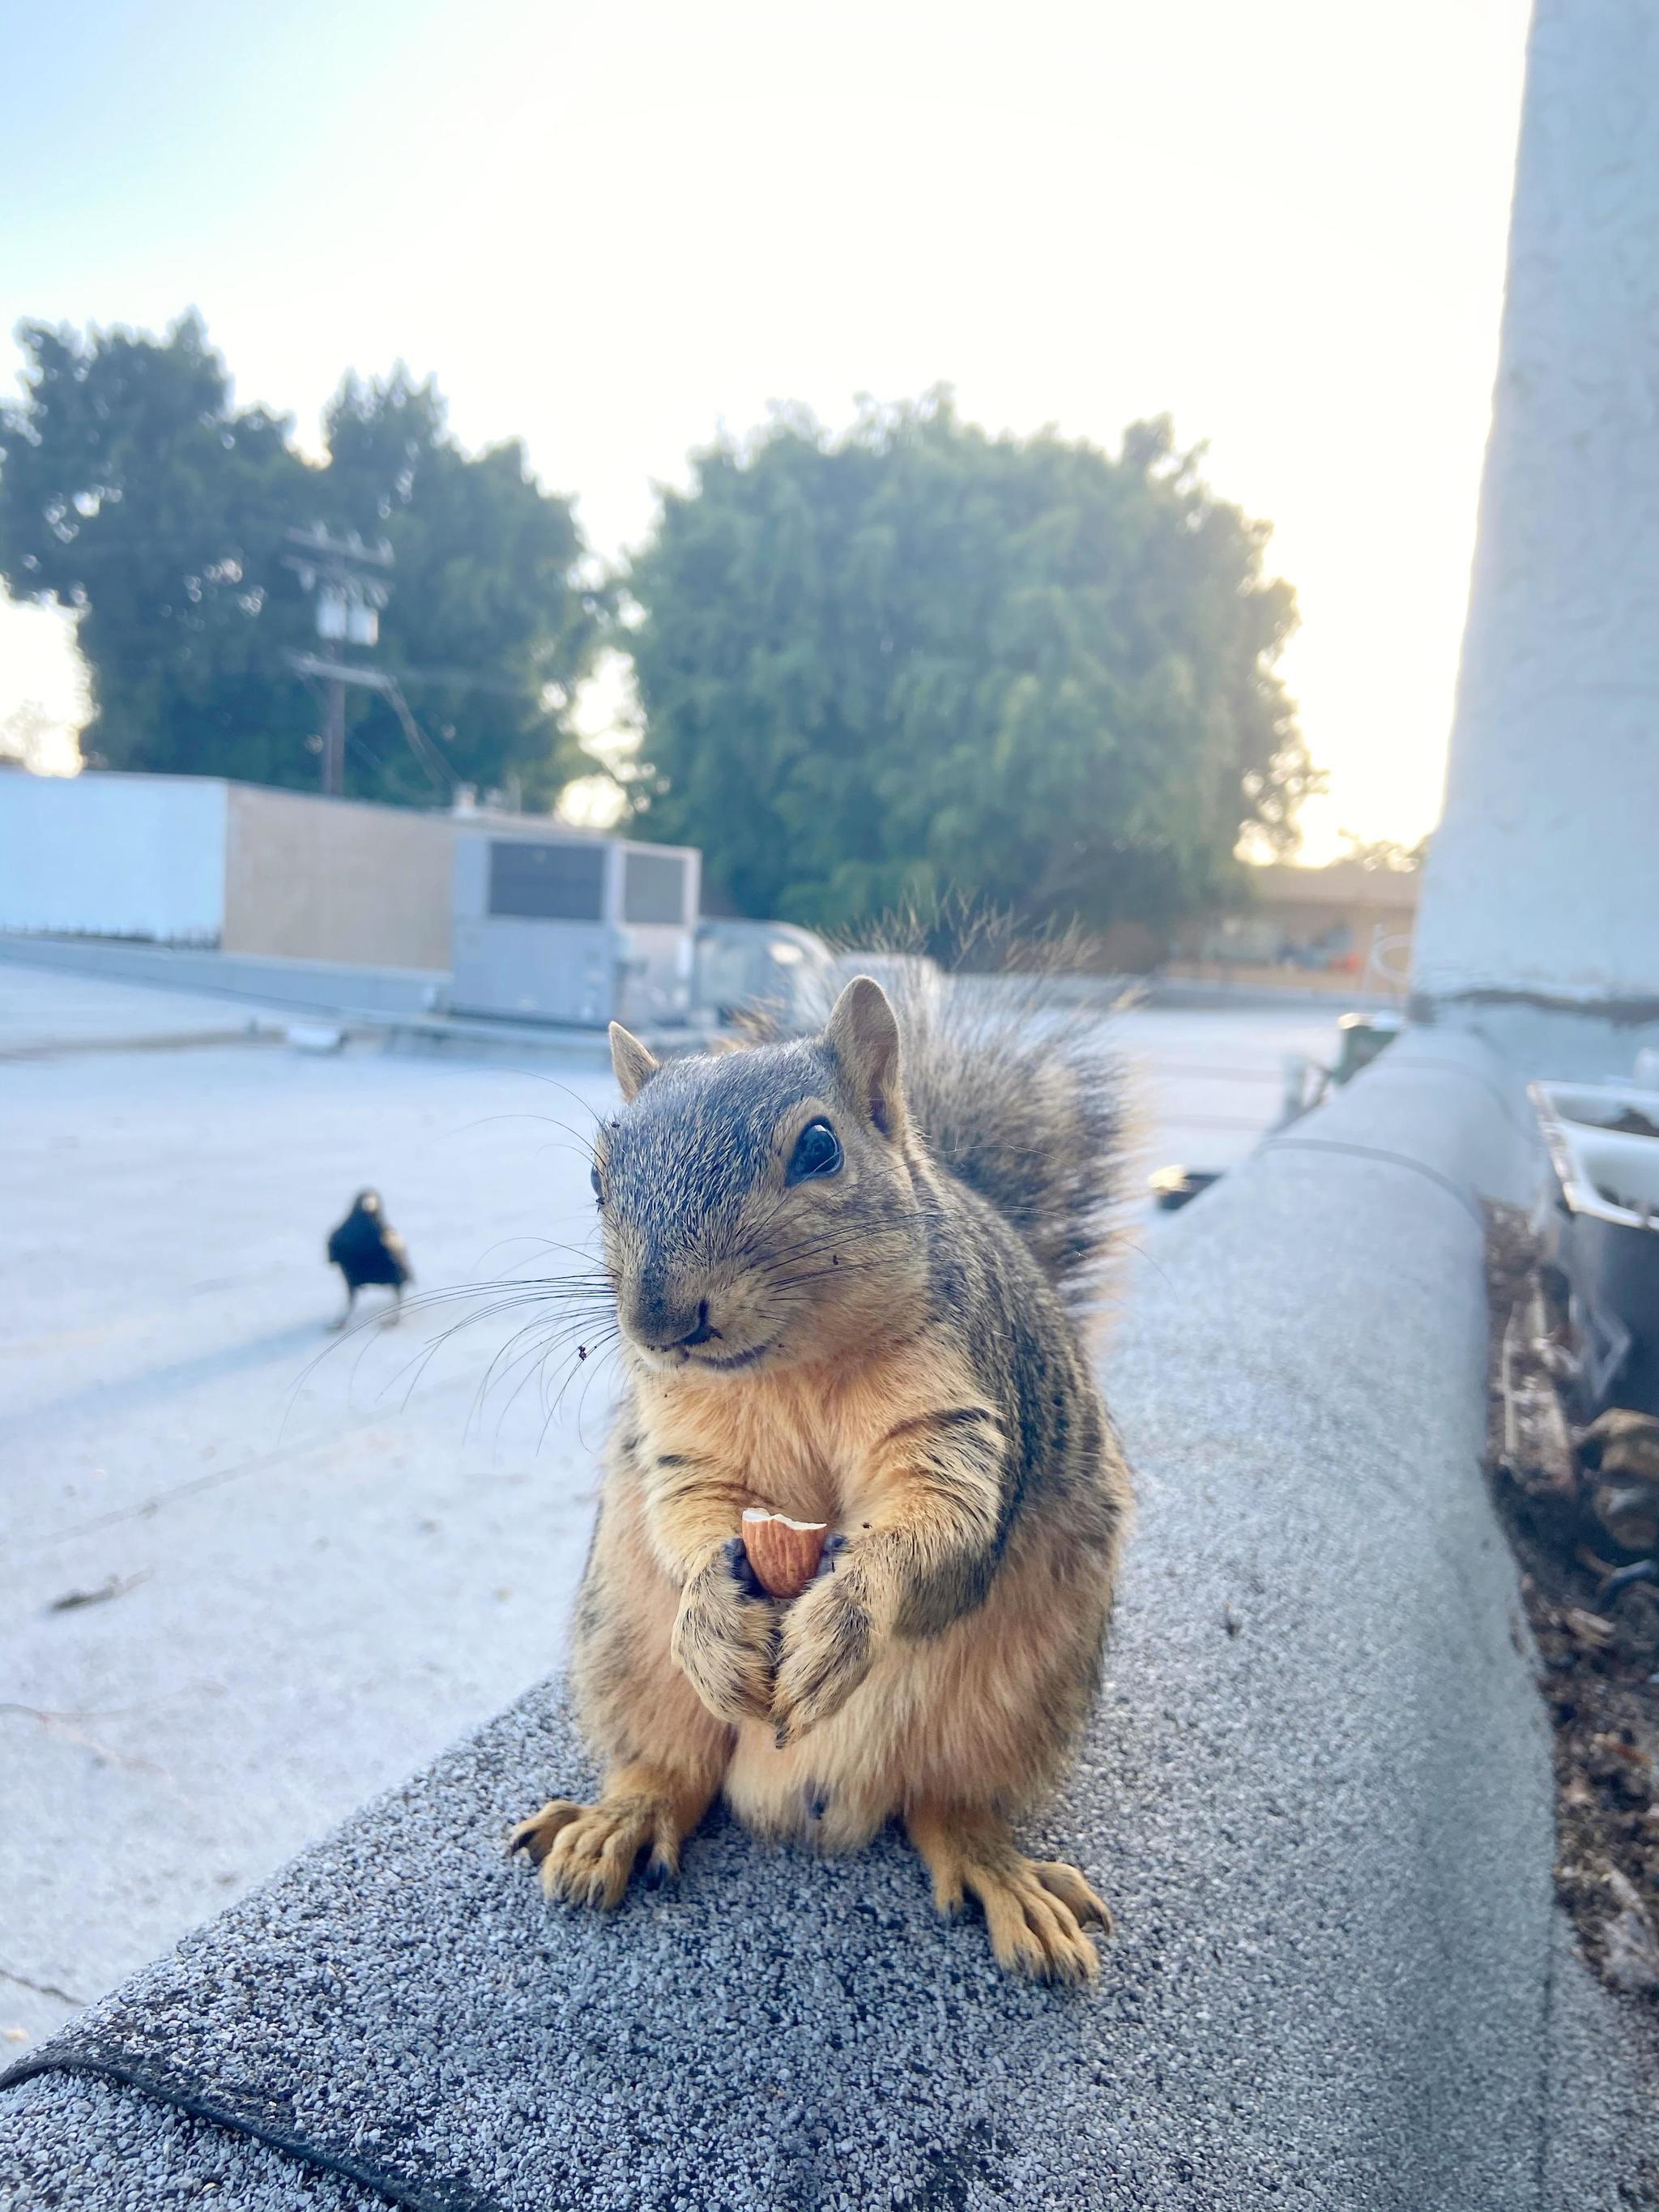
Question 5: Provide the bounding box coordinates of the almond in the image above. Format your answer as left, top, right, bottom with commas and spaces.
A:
740, 1508, 830, 1599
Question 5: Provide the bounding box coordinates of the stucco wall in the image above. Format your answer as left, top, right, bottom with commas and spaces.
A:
0, 771, 228, 942
222, 785, 453, 968
1414, 0, 1659, 1008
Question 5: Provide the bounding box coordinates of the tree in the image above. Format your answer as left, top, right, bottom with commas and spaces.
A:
622, 395, 1317, 938
0, 314, 318, 784
1338, 829, 1431, 872
0, 699, 61, 771
0, 317, 599, 805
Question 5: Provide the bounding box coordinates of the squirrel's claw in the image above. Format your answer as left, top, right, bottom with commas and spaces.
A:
812, 1532, 849, 1578
723, 1532, 771, 1603
516, 1794, 676, 1911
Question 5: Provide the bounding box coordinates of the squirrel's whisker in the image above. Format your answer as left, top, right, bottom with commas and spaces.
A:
481, 1314, 608, 1446
461, 1297, 626, 1448
540, 1325, 623, 1437
395, 1272, 616, 1317
499, 1068, 610, 1134
475, 1305, 600, 1407
375, 1287, 616, 1417
446, 1108, 602, 1161
465, 1235, 608, 1277
569, 1337, 625, 1452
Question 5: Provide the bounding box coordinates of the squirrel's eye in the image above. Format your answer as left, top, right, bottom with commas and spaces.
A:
590, 1163, 604, 1206
787, 1119, 842, 1183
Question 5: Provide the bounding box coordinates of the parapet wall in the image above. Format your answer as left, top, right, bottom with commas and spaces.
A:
4, 1034, 1653, 2210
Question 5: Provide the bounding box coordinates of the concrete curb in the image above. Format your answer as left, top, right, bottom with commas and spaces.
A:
0, 934, 449, 1019
0, 937, 719, 1062
0, 1023, 285, 1064
2, 1032, 1651, 2210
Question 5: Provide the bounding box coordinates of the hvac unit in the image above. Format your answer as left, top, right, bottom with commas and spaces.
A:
450, 830, 701, 1028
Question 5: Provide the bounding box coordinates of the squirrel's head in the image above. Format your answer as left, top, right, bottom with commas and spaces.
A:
594, 978, 928, 1376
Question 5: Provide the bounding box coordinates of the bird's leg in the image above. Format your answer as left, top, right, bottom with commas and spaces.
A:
330, 1285, 357, 1334
387, 1283, 404, 1328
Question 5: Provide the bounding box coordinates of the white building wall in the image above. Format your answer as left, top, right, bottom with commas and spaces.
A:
1413, 0, 1659, 1008
0, 771, 228, 942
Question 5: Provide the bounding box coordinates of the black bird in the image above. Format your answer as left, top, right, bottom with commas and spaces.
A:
326, 1189, 412, 1330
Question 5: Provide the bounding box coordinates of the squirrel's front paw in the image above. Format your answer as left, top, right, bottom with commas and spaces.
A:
672, 1540, 778, 1726
771, 1557, 876, 1745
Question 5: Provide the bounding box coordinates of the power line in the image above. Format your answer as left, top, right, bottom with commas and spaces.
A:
289, 653, 454, 799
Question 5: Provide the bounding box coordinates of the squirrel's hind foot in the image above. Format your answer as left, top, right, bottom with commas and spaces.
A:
906, 1806, 1111, 1985
510, 1783, 692, 1911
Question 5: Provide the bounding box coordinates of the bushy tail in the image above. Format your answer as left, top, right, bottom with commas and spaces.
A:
776, 913, 1132, 1322
886, 966, 1128, 1322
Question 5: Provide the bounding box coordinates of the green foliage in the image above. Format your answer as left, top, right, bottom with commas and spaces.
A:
0, 314, 317, 783
1338, 829, 1431, 872
0, 316, 598, 804
623, 395, 1317, 937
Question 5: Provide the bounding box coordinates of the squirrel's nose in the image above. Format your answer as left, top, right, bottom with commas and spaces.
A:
632, 1296, 719, 1353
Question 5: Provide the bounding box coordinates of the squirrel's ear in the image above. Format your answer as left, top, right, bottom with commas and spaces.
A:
609, 1021, 659, 1102
825, 976, 905, 1138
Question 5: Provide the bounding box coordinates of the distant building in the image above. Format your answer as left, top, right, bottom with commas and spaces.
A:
0, 768, 711, 1029
0, 771, 461, 967
1179, 861, 1419, 993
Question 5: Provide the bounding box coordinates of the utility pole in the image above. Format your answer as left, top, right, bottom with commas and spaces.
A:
283, 527, 394, 797
322, 677, 347, 799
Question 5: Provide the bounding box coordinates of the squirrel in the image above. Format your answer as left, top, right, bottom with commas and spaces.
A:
510, 967, 1132, 1983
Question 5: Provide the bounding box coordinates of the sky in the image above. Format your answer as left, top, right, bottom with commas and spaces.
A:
0, 0, 1532, 859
